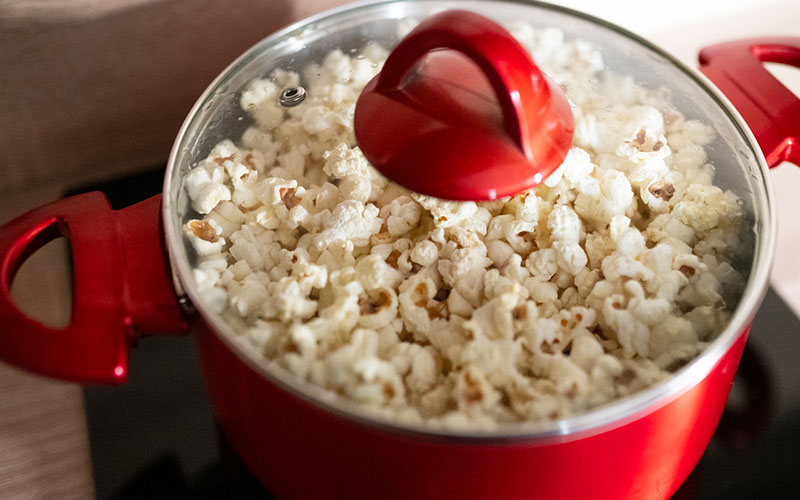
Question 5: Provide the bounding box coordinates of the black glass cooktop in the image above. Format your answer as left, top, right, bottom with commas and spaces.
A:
74, 167, 800, 500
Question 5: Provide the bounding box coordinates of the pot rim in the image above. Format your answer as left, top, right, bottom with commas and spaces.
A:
162, 0, 777, 442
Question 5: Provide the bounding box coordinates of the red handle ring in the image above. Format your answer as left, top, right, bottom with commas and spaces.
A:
375, 10, 555, 159
355, 10, 574, 200
699, 37, 800, 167
0, 193, 187, 384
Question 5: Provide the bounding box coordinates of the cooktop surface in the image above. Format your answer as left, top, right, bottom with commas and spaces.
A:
76, 167, 800, 500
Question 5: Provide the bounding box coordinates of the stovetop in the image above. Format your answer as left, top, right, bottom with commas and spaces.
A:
76, 167, 800, 500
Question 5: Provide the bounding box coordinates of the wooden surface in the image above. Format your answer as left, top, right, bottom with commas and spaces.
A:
0, 364, 95, 500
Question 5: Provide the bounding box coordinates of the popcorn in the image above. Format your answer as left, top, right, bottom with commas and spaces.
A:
184, 219, 225, 256
645, 214, 696, 246
410, 240, 439, 267
381, 195, 422, 236
672, 184, 741, 234
640, 176, 678, 213
553, 242, 588, 275
302, 105, 342, 134
323, 143, 370, 179
446, 289, 475, 318
240, 79, 285, 129
229, 228, 267, 270
575, 105, 665, 154
608, 215, 645, 257
354, 254, 402, 290
398, 275, 438, 334
524, 277, 559, 304
186, 167, 231, 214
543, 147, 595, 188
672, 146, 709, 172
525, 248, 558, 280
228, 274, 269, 317
207, 201, 246, 238
320, 280, 363, 332
502, 254, 530, 283
244, 320, 283, 356
257, 177, 299, 206
454, 366, 501, 413
358, 287, 398, 330
602, 294, 650, 358
570, 331, 605, 372
548, 205, 581, 244
182, 26, 746, 429
667, 119, 716, 150
268, 277, 318, 321
487, 239, 515, 268
413, 194, 478, 228
574, 169, 634, 226
392, 343, 439, 394
315, 200, 383, 248
505, 219, 538, 254
241, 128, 278, 168
648, 316, 698, 364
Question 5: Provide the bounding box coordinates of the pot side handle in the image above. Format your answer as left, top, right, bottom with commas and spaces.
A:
0, 192, 188, 384
699, 37, 800, 167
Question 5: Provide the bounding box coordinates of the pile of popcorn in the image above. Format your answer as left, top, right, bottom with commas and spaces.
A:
183, 21, 745, 428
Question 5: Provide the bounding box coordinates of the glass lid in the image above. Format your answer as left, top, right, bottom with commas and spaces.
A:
164, 0, 774, 439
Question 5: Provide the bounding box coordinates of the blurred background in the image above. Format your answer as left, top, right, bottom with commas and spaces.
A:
1, 1, 799, 499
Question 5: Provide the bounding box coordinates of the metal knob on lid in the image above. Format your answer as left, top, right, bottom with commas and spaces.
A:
354, 10, 574, 201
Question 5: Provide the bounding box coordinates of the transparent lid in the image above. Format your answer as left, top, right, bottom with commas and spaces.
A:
164, 0, 774, 438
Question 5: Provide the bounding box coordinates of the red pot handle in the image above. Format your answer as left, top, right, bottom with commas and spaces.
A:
0, 192, 188, 384
699, 37, 800, 167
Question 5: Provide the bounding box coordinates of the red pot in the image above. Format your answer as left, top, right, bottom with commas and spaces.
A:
1, 2, 798, 499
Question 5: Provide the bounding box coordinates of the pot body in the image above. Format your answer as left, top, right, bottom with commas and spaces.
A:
197, 318, 748, 500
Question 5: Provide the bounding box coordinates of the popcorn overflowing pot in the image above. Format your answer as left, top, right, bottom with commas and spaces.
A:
1, 2, 799, 499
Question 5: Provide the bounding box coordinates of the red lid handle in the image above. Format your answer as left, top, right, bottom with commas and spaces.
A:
0, 193, 188, 384
355, 10, 574, 200
699, 37, 800, 167
375, 10, 549, 158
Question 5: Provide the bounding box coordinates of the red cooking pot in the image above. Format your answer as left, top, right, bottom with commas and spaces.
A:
1, 1, 798, 499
